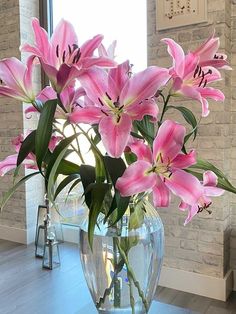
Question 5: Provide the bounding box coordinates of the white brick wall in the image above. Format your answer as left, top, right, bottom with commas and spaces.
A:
147, 0, 234, 278
0, 0, 44, 243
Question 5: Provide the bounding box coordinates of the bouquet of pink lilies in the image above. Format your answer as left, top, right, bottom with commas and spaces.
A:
0, 19, 235, 244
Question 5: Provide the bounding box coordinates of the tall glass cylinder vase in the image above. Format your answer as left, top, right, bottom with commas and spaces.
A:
79, 199, 164, 314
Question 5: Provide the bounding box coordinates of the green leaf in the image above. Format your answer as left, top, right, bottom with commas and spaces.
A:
90, 139, 105, 183
87, 182, 110, 248
124, 151, 137, 165
106, 191, 130, 226
133, 116, 155, 146
47, 144, 73, 202
168, 106, 198, 140
130, 131, 144, 140
17, 130, 36, 167
190, 158, 232, 186
54, 174, 80, 200
35, 99, 57, 169
103, 156, 126, 186
45, 133, 79, 179
129, 199, 144, 230
0, 171, 40, 211
67, 178, 81, 196
80, 165, 96, 208
186, 169, 236, 194
56, 159, 80, 176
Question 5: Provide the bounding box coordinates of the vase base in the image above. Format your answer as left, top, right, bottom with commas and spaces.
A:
98, 305, 148, 314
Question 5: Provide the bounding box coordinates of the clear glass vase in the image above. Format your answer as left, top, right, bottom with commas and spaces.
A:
79, 199, 164, 314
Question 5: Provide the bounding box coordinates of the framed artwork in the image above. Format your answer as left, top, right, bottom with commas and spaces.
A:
156, 0, 207, 30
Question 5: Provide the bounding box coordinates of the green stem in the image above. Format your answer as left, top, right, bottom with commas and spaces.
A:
128, 271, 135, 314
96, 259, 125, 309
53, 125, 85, 164
159, 94, 171, 125
115, 239, 149, 313
113, 238, 121, 308
71, 124, 85, 163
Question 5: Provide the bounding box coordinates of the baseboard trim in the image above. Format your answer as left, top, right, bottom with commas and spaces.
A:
159, 266, 233, 301
62, 224, 80, 244
233, 270, 236, 291
0, 224, 28, 244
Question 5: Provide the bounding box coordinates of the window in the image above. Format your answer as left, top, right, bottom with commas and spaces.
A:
52, 0, 147, 72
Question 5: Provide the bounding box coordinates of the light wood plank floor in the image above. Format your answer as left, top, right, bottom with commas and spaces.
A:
0, 239, 236, 314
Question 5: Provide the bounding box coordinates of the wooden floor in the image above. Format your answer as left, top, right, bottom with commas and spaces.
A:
0, 239, 236, 314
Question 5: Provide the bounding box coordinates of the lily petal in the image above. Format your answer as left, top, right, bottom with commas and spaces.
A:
152, 176, 170, 207
120, 66, 170, 108
25, 105, 39, 119
153, 120, 185, 162
36, 86, 56, 103
179, 201, 199, 226
162, 38, 185, 77
128, 140, 152, 163
197, 87, 225, 102
0, 154, 18, 176
56, 64, 80, 92
165, 169, 203, 205
23, 18, 49, 58
204, 186, 224, 197
0, 57, 27, 92
51, 19, 78, 62
203, 170, 218, 186
78, 67, 110, 105
80, 56, 117, 69
116, 160, 156, 196
69, 106, 104, 124
108, 60, 130, 95
99, 113, 132, 158
181, 85, 209, 117
80, 35, 103, 57
171, 150, 197, 169
125, 98, 159, 121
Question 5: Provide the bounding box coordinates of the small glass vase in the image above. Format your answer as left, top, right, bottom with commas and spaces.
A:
79, 198, 164, 314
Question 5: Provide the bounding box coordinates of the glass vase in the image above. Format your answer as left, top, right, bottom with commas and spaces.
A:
79, 198, 164, 314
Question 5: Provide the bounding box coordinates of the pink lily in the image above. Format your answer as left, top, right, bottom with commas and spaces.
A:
162, 38, 225, 117
116, 120, 203, 207
179, 170, 224, 225
21, 18, 116, 92
0, 56, 35, 103
0, 133, 61, 176
98, 40, 117, 60
69, 61, 170, 158
0, 134, 36, 176
191, 33, 230, 69
25, 85, 88, 119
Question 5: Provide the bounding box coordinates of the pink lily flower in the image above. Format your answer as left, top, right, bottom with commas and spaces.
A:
162, 38, 225, 117
98, 40, 117, 60
0, 56, 35, 103
116, 120, 203, 207
191, 33, 230, 69
69, 61, 170, 158
25, 85, 88, 119
179, 170, 224, 225
21, 18, 116, 93
0, 133, 61, 176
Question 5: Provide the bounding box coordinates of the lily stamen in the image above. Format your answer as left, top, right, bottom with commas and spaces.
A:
56, 44, 59, 58
98, 98, 104, 106
105, 92, 112, 100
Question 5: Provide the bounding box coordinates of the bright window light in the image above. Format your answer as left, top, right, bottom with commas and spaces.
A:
52, 0, 147, 72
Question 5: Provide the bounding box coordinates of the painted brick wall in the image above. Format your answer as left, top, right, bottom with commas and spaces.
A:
0, 0, 44, 243
147, 0, 233, 278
